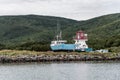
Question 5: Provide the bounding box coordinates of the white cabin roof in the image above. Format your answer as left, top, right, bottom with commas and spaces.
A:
51, 40, 67, 43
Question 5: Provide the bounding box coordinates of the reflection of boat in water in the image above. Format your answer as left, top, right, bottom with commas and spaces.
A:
50, 30, 92, 52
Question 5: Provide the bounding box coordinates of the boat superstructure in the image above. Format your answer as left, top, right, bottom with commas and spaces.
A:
74, 30, 88, 51
50, 30, 92, 52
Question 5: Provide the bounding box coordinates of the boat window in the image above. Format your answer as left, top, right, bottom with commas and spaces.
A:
83, 45, 86, 47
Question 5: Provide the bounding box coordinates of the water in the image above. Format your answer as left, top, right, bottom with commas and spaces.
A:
0, 62, 120, 80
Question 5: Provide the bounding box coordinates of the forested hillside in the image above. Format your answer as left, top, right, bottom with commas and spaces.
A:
0, 13, 119, 51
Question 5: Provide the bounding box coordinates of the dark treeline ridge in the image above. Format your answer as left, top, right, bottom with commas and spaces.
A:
0, 35, 119, 52
0, 41, 50, 51
0, 13, 119, 51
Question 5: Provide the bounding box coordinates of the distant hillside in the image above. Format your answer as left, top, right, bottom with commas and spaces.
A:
77, 13, 120, 49
0, 13, 119, 51
0, 15, 78, 44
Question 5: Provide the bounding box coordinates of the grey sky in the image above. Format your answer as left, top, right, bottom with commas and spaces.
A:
0, 0, 120, 20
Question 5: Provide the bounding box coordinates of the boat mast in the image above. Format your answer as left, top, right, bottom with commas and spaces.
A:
56, 20, 62, 41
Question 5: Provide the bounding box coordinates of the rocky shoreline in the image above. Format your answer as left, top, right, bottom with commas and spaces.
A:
0, 50, 120, 63
0, 56, 120, 63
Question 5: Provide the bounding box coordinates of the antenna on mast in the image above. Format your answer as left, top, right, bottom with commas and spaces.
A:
56, 20, 62, 40
60, 31, 62, 40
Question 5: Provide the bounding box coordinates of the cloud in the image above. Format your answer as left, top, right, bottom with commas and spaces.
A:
0, 0, 119, 20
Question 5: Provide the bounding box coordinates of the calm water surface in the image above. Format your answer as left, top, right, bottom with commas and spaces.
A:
0, 62, 120, 80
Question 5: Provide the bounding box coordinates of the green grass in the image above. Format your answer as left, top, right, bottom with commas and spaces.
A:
0, 50, 119, 59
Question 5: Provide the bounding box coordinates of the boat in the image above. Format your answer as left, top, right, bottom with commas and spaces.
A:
50, 30, 92, 52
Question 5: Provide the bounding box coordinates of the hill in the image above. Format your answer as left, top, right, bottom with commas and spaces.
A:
77, 13, 120, 49
0, 15, 78, 43
0, 13, 119, 51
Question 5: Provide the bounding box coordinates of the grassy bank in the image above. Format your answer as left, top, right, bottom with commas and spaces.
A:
0, 50, 119, 63
0, 50, 119, 58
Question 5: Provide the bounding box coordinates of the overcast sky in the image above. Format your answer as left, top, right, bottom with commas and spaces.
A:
0, 0, 120, 20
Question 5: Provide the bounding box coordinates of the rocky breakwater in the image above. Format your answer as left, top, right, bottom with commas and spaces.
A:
0, 50, 120, 63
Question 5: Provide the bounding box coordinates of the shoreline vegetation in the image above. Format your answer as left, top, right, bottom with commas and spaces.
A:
0, 50, 120, 63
